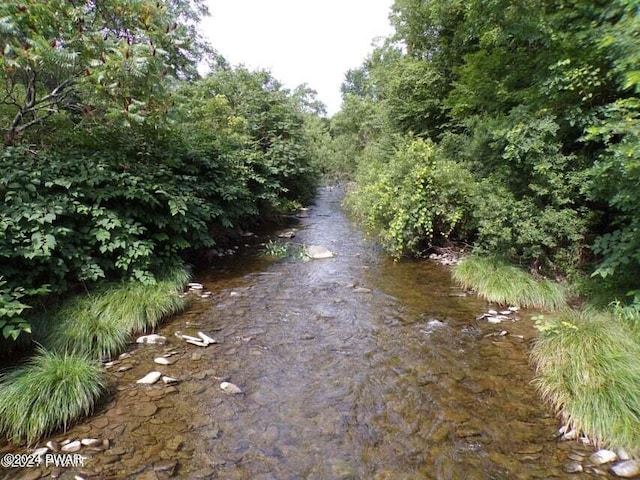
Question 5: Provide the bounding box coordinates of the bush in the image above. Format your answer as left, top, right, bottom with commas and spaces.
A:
346, 138, 476, 256
0, 349, 107, 445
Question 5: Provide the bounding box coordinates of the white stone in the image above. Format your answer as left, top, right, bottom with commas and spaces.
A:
154, 357, 175, 365
136, 371, 162, 385
589, 449, 618, 465
61, 440, 81, 453
220, 381, 243, 394
508, 306, 520, 312
175, 332, 203, 343
162, 376, 179, 384
81, 438, 102, 447
136, 334, 166, 345
611, 460, 640, 478
617, 448, 632, 461
305, 245, 335, 259
487, 316, 502, 324
46, 440, 60, 452
188, 282, 204, 290
488, 309, 498, 315
499, 310, 512, 315
32, 447, 48, 457
197, 331, 218, 345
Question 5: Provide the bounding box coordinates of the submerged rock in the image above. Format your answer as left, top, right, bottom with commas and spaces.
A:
305, 245, 335, 259
220, 381, 243, 395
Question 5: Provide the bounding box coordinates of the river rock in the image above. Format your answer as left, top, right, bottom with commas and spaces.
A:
154, 357, 176, 365
32, 447, 48, 457
197, 331, 218, 345
61, 440, 81, 453
612, 460, 640, 478
564, 462, 584, 473
46, 440, 60, 452
305, 245, 335, 259
187, 339, 209, 347
589, 449, 618, 465
136, 334, 166, 345
136, 371, 162, 385
487, 316, 503, 324
162, 376, 179, 384
617, 448, 632, 461
220, 381, 243, 394
488, 309, 498, 315
188, 282, 204, 290
80, 438, 102, 447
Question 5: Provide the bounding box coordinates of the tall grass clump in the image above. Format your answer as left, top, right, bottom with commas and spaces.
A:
43, 266, 189, 360
452, 255, 567, 309
0, 349, 107, 445
532, 309, 640, 453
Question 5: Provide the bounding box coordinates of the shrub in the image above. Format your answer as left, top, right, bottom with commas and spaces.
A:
346, 138, 476, 257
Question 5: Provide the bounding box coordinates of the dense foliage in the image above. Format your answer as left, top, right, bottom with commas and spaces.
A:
330, 0, 640, 305
0, 1, 321, 348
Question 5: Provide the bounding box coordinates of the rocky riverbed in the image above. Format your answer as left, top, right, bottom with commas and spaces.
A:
1, 187, 634, 479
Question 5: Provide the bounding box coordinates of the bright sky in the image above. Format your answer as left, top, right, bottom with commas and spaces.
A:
200, 0, 395, 115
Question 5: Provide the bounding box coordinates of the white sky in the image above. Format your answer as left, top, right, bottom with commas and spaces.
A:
200, 0, 395, 115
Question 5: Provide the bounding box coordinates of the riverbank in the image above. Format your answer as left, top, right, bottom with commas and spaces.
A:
0, 266, 190, 444
451, 254, 640, 466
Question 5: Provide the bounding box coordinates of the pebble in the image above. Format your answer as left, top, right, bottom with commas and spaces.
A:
487, 316, 503, 324
564, 462, 584, 473
220, 381, 243, 395
197, 331, 218, 345
61, 440, 81, 453
188, 283, 204, 290
191, 352, 203, 361
80, 438, 102, 447
32, 447, 48, 457
136, 334, 166, 345
46, 440, 60, 452
589, 449, 618, 465
136, 372, 162, 385
162, 376, 179, 384
488, 309, 498, 315
612, 460, 640, 478
154, 357, 176, 365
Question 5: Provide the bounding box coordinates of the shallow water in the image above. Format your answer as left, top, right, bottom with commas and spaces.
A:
2, 187, 604, 479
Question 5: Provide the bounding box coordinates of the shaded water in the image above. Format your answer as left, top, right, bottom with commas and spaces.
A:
3, 187, 603, 479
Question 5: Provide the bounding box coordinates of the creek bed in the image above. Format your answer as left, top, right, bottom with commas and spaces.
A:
2, 187, 604, 479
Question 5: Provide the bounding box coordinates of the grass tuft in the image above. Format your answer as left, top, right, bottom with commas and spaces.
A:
0, 349, 107, 445
532, 309, 640, 453
452, 255, 566, 309
43, 267, 189, 360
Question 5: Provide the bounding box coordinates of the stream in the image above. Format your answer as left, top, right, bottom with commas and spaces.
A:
2, 187, 603, 479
